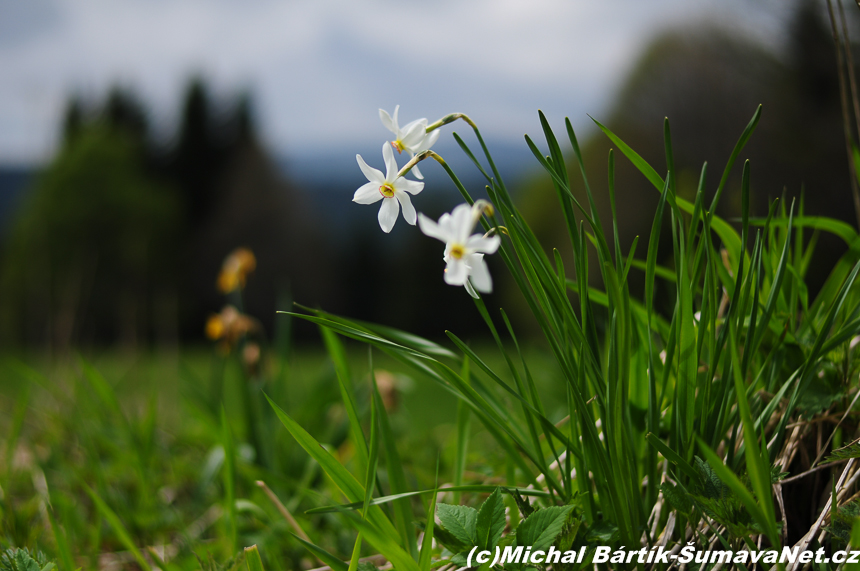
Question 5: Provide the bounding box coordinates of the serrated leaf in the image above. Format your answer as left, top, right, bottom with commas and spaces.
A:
516, 505, 573, 551
585, 521, 619, 544
554, 508, 583, 553
825, 439, 860, 464
14, 551, 40, 571
661, 482, 693, 518
449, 552, 468, 567
476, 488, 505, 550
693, 456, 729, 500
430, 525, 470, 554
436, 504, 477, 546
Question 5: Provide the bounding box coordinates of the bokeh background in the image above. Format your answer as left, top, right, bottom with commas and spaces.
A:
0, 0, 856, 351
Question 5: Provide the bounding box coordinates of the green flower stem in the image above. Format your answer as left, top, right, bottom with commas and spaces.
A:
425, 112, 477, 132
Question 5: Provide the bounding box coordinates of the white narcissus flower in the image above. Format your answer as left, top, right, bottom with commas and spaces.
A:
417, 203, 500, 298
379, 105, 441, 180
354, 142, 424, 233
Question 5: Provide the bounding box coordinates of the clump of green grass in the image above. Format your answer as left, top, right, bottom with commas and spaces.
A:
10, 78, 860, 571
6, 103, 860, 570
271, 103, 860, 570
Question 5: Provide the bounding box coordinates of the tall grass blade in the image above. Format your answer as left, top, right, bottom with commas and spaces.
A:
83, 484, 153, 571
321, 326, 369, 472
264, 393, 401, 540
221, 406, 238, 554
371, 358, 418, 558
289, 533, 349, 571
454, 357, 471, 504
245, 545, 266, 571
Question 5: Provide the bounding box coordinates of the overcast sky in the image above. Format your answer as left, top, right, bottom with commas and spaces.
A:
0, 0, 792, 166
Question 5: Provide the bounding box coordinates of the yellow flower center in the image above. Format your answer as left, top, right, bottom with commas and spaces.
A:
449, 244, 465, 260
391, 140, 405, 153
379, 183, 396, 198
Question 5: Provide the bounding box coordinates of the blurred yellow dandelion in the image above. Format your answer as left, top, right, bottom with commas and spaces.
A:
205, 314, 225, 340
203, 305, 257, 351
217, 247, 257, 293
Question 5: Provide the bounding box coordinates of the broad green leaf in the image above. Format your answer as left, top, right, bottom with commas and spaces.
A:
475, 488, 505, 551
516, 506, 574, 551
436, 504, 478, 546
12, 550, 42, 571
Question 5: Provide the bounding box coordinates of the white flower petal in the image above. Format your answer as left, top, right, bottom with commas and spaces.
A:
467, 254, 492, 293
379, 108, 397, 135
395, 178, 424, 195
416, 129, 441, 153
378, 196, 400, 233
412, 163, 424, 180
402, 118, 426, 132
354, 181, 383, 204
444, 259, 468, 285
466, 234, 501, 254
357, 154, 384, 184
392, 105, 400, 131
418, 213, 450, 242
395, 191, 416, 225
382, 142, 398, 181
401, 121, 426, 150
450, 203, 474, 243
437, 212, 453, 232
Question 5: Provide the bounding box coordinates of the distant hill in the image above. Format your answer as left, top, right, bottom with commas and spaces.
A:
0, 136, 537, 243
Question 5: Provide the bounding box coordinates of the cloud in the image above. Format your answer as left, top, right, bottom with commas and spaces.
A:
0, 0, 785, 165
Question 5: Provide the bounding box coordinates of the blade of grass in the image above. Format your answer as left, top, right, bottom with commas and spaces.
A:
371, 354, 418, 558
590, 115, 743, 262
418, 489, 437, 571
696, 438, 779, 548
454, 357, 471, 504
321, 326, 369, 473
264, 393, 401, 541
245, 545, 265, 571
83, 483, 153, 571
221, 406, 238, 555
45, 498, 75, 571
305, 486, 549, 514
289, 533, 349, 571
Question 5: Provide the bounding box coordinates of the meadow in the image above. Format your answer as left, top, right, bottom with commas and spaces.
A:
4, 101, 860, 571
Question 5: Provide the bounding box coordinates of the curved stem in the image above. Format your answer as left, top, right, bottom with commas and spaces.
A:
425, 112, 477, 132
